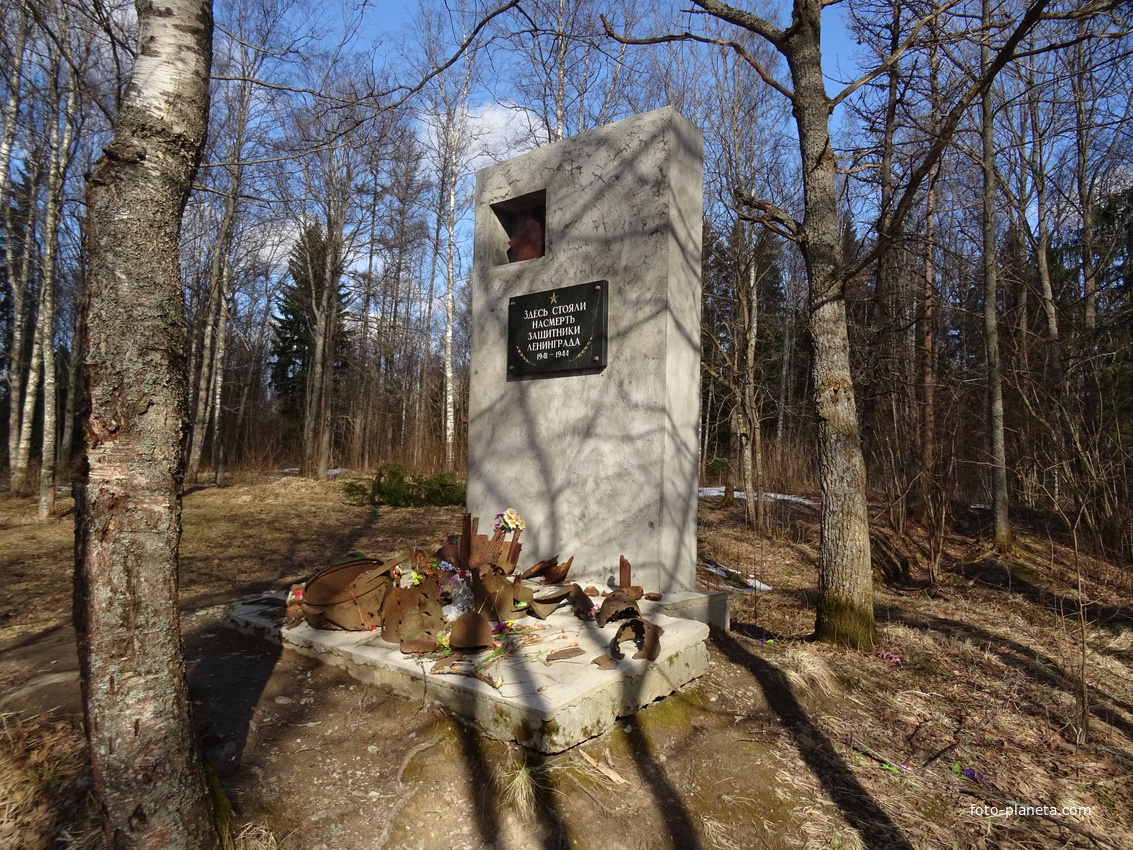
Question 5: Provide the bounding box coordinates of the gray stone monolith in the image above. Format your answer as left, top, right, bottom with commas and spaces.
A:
467, 107, 715, 618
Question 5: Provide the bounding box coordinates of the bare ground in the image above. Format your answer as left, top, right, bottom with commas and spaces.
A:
2, 476, 1132, 849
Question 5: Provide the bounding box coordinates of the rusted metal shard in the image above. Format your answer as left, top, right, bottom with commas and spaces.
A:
520, 555, 559, 580
608, 617, 664, 661
469, 527, 506, 571
569, 584, 595, 619
619, 555, 632, 589
527, 584, 571, 619
458, 513, 472, 569
583, 586, 600, 597
623, 585, 645, 601
400, 638, 439, 655
591, 654, 618, 671
506, 528, 523, 574
542, 556, 573, 585
546, 646, 585, 662
378, 549, 415, 570
449, 611, 493, 649
596, 590, 639, 627
509, 214, 544, 261
644, 592, 663, 602
434, 538, 460, 567
633, 619, 665, 661
608, 619, 642, 660
431, 656, 462, 673
379, 580, 444, 644
472, 564, 515, 621
301, 558, 391, 631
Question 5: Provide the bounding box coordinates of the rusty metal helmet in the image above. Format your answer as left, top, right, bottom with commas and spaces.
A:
596, 590, 639, 627
448, 612, 494, 649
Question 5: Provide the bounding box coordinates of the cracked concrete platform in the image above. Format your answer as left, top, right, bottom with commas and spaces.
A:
228, 595, 709, 753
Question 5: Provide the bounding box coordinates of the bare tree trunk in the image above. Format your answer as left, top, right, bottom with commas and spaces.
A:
982, 0, 1011, 548
12, 280, 45, 496
210, 293, 229, 485
186, 211, 233, 482
206, 285, 229, 481
38, 78, 77, 519
74, 2, 218, 846
314, 224, 342, 480
786, 6, 877, 648
443, 169, 458, 470
1, 7, 29, 475
743, 246, 764, 529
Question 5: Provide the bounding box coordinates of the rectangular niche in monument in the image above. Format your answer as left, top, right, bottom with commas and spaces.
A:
490, 189, 546, 265
507, 280, 607, 379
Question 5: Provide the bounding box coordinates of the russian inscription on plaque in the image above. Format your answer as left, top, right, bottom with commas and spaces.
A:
507, 280, 608, 378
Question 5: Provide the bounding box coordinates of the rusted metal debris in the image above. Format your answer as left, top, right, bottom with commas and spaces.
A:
300, 557, 392, 631
608, 618, 664, 661
546, 646, 585, 663
596, 590, 639, 627
509, 214, 545, 261
449, 611, 493, 649
292, 513, 669, 679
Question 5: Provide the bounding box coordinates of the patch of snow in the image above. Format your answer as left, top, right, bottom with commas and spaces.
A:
700, 561, 774, 592
327, 468, 348, 476
698, 487, 818, 506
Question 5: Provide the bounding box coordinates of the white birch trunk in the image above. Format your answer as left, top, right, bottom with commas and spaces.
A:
38, 79, 77, 518
2, 8, 29, 473
74, 1, 218, 845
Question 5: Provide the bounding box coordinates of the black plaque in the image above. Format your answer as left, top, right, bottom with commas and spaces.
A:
507, 281, 608, 378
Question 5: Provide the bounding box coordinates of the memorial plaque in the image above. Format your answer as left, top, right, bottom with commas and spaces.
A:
507, 280, 608, 378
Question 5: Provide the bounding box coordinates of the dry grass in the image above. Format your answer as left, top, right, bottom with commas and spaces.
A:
0, 712, 94, 850
498, 759, 542, 821
778, 645, 841, 704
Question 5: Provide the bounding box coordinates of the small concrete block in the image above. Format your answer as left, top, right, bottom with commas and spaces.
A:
639, 590, 730, 632
228, 594, 709, 753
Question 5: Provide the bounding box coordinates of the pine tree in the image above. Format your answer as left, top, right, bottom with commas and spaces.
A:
269, 225, 349, 461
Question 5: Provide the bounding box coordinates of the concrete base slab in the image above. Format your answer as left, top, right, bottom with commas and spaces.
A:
228, 594, 709, 753
639, 590, 729, 631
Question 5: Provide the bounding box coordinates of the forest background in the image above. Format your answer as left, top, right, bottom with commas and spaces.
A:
2, 0, 1131, 569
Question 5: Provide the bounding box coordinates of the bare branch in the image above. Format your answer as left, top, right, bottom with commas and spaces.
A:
600, 16, 794, 101
734, 187, 800, 239
377, 0, 522, 109
847, 0, 1059, 280
830, 0, 964, 108
688, 0, 785, 47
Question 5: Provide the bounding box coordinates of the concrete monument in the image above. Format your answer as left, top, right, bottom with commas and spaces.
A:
468, 106, 723, 626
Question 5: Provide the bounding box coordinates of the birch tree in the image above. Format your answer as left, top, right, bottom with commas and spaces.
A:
74, 0, 220, 845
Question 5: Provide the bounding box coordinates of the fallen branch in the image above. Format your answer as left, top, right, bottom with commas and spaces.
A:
431, 667, 503, 689
579, 748, 628, 785
850, 736, 912, 773
397, 736, 441, 784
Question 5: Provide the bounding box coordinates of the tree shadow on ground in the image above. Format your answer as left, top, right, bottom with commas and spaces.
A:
712, 630, 916, 850
181, 504, 382, 789
876, 604, 1133, 743
958, 557, 1133, 632
622, 720, 702, 849
448, 688, 568, 847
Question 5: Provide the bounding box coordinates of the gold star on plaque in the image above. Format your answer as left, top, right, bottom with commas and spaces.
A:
549, 292, 558, 304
